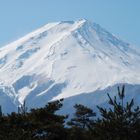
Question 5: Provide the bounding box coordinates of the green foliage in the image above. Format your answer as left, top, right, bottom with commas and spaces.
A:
67, 104, 96, 140
0, 99, 67, 140
29, 99, 68, 140
0, 85, 140, 140
68, 104, 96, 129
94, 85, 140, 140
0, 105, 3, 117
18, 100, 28, 115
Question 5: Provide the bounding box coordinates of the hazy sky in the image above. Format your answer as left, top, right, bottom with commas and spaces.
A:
0, 0, 140, 47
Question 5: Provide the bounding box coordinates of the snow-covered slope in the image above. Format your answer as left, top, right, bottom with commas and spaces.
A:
0, 19, 140, 113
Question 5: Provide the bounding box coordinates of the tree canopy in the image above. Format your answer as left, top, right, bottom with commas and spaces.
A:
0, 85, 140, 140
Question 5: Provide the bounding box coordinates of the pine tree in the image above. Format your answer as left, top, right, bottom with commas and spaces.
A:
94, 85, 140, 140
0, 105, 2, 117
68, 104, 96, 129
67, 104, 96, 140
30, 99, 68, 140
18, 100, 28, 115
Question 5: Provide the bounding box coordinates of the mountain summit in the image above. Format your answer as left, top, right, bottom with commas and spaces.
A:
0, 19, 140, 113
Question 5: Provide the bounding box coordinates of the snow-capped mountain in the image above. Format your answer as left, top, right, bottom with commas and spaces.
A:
0, 19, 140, 113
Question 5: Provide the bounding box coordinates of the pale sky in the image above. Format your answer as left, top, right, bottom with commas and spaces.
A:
0, 0, 140, 47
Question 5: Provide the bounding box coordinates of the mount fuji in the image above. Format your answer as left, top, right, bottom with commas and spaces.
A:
0, 19, 140, 113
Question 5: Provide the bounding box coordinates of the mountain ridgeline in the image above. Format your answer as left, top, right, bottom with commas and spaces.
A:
0, 19, 140, 113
